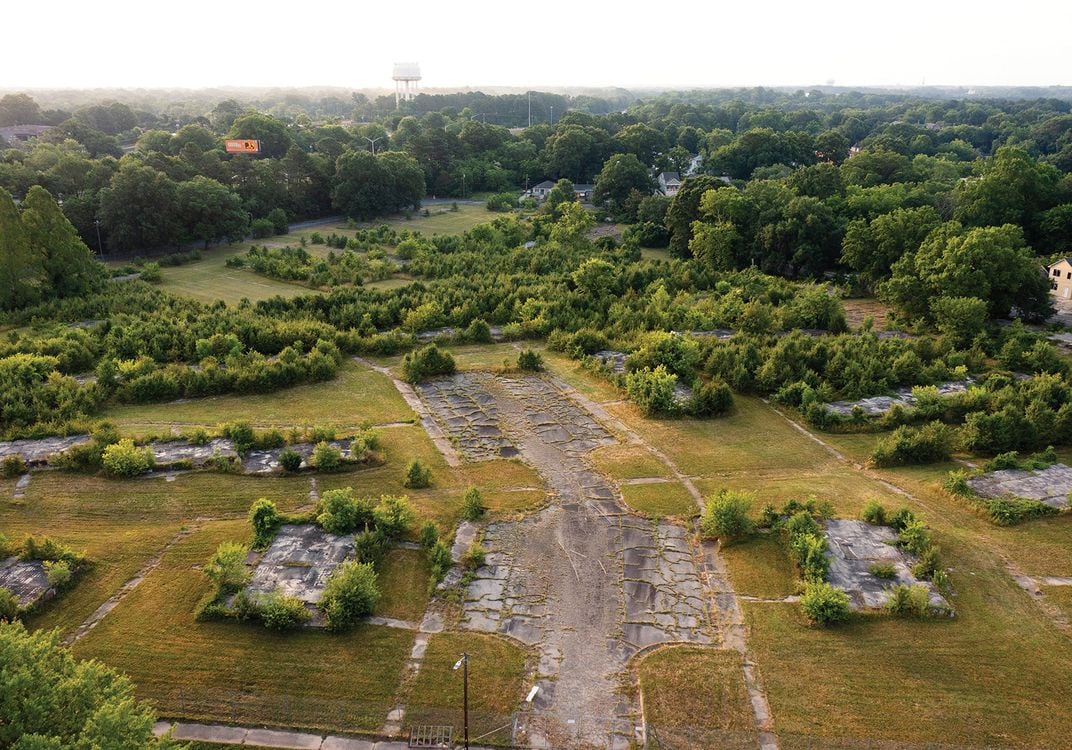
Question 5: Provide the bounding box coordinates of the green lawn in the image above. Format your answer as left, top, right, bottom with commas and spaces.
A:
720, 533, 797, 600
591, 444, 671, 480
375, 548, 432, 622
638, 645, 757, 750
619, 481, 697, 518
102, 359, 416, 433
74, 521, 416, 733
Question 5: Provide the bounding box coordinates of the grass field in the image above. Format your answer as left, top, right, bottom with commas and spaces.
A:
73, 521, 416, 732
102, 359, 416, 433
375, 548, 431, 622
152, 204, 491, 305
619, 481, 696, 518
638, 645, 757, 750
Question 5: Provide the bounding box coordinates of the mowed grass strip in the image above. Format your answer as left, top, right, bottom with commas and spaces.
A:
604, 395, 831, 476
638, 645, 757, 750
102, 359, 416, 432
591, 444, 671, 481
744, 550, 1072, 749
720, 533, 797, 600
404, 632, 529, 743
1042, 585, 1072, 625
74, 520, 415, 733
375, 548, 431, 622
619, 481, 696, 519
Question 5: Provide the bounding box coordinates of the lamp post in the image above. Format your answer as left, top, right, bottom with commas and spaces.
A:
93, 219, 103, 255
453, 653, 469, 750
364, 136, 383, 155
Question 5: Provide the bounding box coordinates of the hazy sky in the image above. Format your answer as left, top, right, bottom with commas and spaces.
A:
8, 0, 1070, 90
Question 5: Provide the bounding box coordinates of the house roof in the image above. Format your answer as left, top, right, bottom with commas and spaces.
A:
1048, 258, 1072, 268
658, 172, 681, 183
532, 180, 555, 189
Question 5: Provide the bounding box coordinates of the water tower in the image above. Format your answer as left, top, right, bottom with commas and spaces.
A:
392, 63, 421, 107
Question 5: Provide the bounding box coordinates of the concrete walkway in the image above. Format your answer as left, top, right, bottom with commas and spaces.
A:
153, 721, 494, 750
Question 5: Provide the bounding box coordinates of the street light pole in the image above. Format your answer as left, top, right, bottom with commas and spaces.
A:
93, 219, 103, 255
453, 652, 469, 750
364, 136, 383, 155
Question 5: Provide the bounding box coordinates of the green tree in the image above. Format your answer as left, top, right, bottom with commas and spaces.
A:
0, 187, 43, 310
954, 146, 1060, 240
882, 222, 1052, 321
544, 178, 575, 215
0, 93, 43, 126
20, 185, 103, 299
666, 175, 720, 258
593, 153, 653, 216
332, 150, 389, 220
228, 113, 294, 158
176, 176, 248, 247
379, 150, 425, 212
99, 163, 180, 251
700, 490, 755, 542
841, 206, 941, 287
0, 620, 176, 747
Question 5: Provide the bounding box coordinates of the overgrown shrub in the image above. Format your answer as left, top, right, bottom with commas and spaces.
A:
258, 591, 310, 630
402, 344, 456, 383
249, 498, 282, 549
897, 520, 932, 556
373, 495, 415, 539
885, 583, 933, 617
517, 350, 544, 372
0, 588, 17, 621
869, 562, 897, 579
625, 365, 680, 416
700, 490, 755, 543
203, 542, 250, 592
461, 486, 486, 521
317, 488, 374, 534
800, 581, 851, 625
871, 422, 954, 467
1, 455, 27, 477
312, 441, 342, 471
465, 542, 486, 569
419, 521, 440, 549
427, 539, 452, 592
101, 439, 154, 477
404, 459, 431, 489
44, 560, 72, 589
860, 499, 887, 525
279, 448, 302, 473
985, 497, 1059, 525
943, 471, 971, 496
320, 560, 380, 631
686, 379, 734, 417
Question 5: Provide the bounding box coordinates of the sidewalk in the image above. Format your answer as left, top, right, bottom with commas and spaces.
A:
153, 721, 493, 750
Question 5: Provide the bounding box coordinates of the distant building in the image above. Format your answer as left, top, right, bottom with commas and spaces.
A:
531, 180, 556, 199
572, 184, 595, 202
0, 124, 53, 147
1047, 258, 1072, 300
657, 171, 682, 196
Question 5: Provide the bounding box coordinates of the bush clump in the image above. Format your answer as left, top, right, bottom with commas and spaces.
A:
402, 344, 456, 383
0, 588, 18, 621
1, 455, 27, 478
461, 486, 487, 521
249, 498, 283, 549
404, 459, 432, 489
517, 349, 544, 372
101, 439, 155, 477
279, 447, 302, 473
885, 583, 934, 617
258, 591, 311, 630
320, 560, 380, 631
700, 490, 755, 543
686, 379, 733, 417
860, 499, 887, 525
312, 441, 342, 471
871, 422, 954, 467
800, 581, 851, 626
625, 365, 680, 416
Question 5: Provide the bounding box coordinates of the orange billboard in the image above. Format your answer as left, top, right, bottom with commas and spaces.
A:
225, 139, 261, 154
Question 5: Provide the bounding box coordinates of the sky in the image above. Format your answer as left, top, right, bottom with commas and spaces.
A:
7, 0, 1071, 90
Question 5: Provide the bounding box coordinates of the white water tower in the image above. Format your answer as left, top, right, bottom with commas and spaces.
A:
393, 63, 421, 107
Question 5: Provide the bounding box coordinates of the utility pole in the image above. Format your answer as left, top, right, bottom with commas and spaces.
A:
453, 653, 469, 750
93, 219, 103, 255
527, 92, 531, 128
550, 105, 554, 125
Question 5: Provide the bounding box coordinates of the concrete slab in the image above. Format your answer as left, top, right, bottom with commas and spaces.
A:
247, 524, 354, 605
244, 728, 323, 749
0, 556, 51, 608
967, 463, 1072, 509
